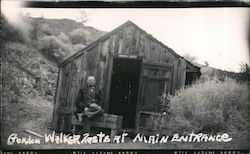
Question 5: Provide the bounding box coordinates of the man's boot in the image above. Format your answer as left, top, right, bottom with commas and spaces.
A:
77, 113, 83, 123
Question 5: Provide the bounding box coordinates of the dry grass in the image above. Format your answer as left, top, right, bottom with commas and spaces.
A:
1, 95, 53, 147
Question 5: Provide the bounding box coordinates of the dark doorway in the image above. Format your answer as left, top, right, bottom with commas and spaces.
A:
185, 72, 201, 86
185, 72, 194, 85
108, 58, 142, 128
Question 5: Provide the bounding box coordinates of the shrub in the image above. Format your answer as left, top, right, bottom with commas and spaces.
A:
57, 32, 72, 44
69, 28, 88, 44
37, 35, 73, 63
73, 43, 86, 52
200, 67, 249, 82
166, 78, 249, 137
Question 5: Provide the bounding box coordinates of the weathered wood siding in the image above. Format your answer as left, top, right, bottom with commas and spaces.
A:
52, 22, 187, 131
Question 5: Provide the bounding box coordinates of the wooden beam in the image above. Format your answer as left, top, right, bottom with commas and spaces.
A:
24, 130, 43, 138
51, 68, 62, 130
143, 75, 170, 80
71, 114, 123, 129
103, 55, 114, 112
143, 62, 172, 70
56, 109, 73, 114
117, 54, 137, 59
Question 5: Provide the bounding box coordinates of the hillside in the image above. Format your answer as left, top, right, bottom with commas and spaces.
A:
1, 15, 106, 149
25, 17, 106, 63
27, 17, 106, 43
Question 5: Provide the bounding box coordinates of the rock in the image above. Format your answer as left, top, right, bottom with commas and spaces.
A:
31, 63, 40, 70
40, 59, 46, 64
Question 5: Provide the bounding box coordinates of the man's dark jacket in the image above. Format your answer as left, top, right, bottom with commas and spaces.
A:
75, 86, 103, 114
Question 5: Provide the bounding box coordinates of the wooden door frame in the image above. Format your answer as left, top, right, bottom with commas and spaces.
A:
103, 54, 114, 113
105, 54, 143, 127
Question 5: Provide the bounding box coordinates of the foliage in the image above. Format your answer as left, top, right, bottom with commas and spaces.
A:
183, 53, 197, 63
157, 93, 171, 113
69, 28, 88, 44
37, 35, 74, 63
73, 43, 87, 52
203, 61, 209, 67
57, 32, 72, 44
200, 66, 249, 82
239, 62, 250, 82
239, 63, 250, 74
76, 10, 88, 24
164, 78, 249, 146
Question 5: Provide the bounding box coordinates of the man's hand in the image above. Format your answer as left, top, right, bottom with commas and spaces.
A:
84, 107, 88, 112
90, 103, 99, 108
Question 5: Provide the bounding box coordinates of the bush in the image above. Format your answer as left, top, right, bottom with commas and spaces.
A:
166, 78, 249, 137
69, 28, 88, 44
37, 35, 73, 63
72, 43, 86, 52
200, 67, 248, 82
57, 32, 72, 44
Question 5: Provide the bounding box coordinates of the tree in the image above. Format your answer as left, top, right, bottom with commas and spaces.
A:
182, 53, 197, 63
37, 35, 73, 63
204, 61, 209, 67
239, 62, 250, 81
29, 17, 43, 40
239, 62, 250, 74
76, 10, 88, 25
69, 28, 87, 44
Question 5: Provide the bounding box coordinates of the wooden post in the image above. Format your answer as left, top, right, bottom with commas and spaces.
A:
103, 54, 114, 112
52, 68, 63, 130
110, 129, 117, 141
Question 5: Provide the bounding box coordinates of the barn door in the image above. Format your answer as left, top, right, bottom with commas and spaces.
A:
137, 62, 172, 113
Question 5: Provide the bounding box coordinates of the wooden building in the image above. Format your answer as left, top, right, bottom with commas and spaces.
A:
52, 21, 200, 132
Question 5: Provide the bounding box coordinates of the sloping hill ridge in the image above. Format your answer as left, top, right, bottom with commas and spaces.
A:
25, 17, 107, 63
30, 17, 106, 40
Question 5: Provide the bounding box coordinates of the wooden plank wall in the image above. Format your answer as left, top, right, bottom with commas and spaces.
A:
170, 58, 187, 94
177, 58, 187, 89
53, 23, 187, 131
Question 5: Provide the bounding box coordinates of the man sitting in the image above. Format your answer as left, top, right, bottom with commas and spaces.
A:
75, 76, 104, 133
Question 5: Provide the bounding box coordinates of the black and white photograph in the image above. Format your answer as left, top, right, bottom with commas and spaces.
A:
1, 1, 250, 153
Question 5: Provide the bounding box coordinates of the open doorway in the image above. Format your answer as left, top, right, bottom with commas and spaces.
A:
185, 71, 201, 86
108, 58, 142, 128
185, 72, 194, 86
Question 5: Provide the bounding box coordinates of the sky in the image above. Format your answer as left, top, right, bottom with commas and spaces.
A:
2, 1, 249, 72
